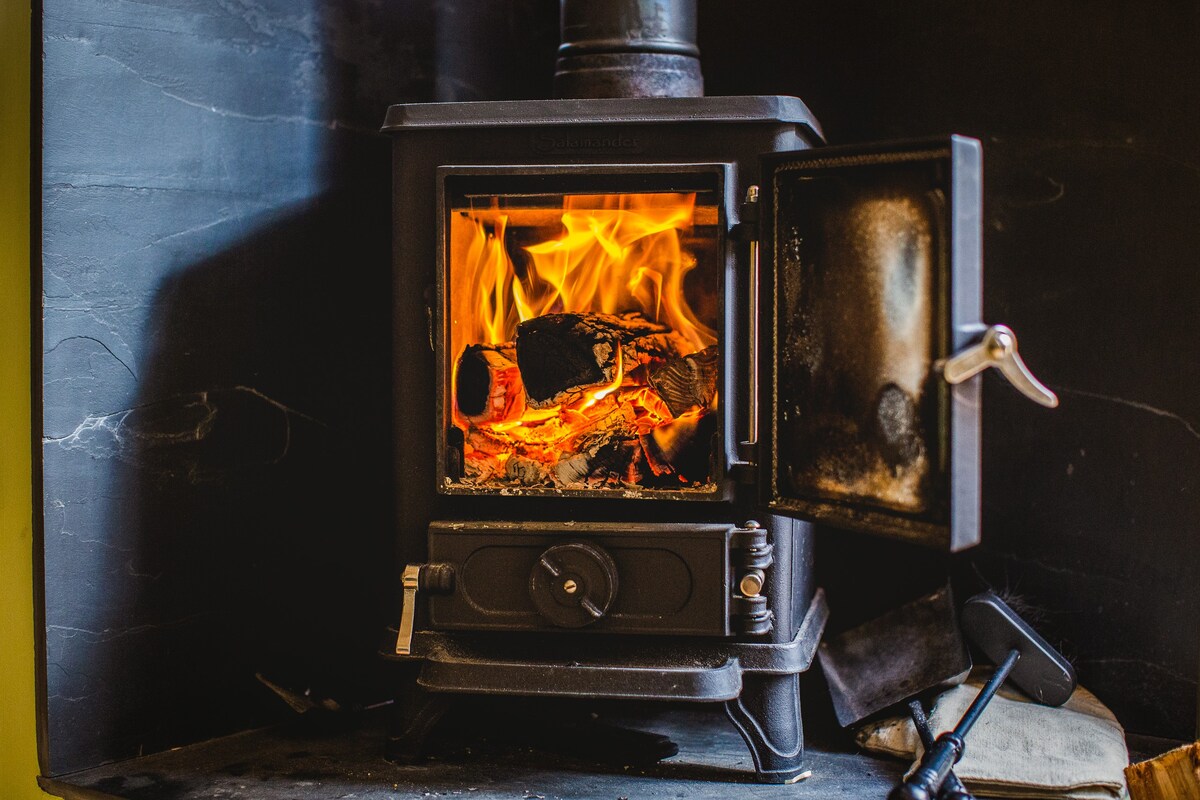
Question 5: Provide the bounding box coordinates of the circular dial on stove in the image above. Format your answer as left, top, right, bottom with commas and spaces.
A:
529, 542, 619, 628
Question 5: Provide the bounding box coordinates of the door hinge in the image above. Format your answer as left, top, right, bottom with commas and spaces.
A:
734, 185, 762, 480
730, 520, 774, 636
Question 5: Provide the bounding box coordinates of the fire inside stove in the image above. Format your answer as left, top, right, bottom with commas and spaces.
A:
445, 189, 722, 493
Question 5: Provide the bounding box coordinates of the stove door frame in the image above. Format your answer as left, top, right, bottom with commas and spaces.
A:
756, 136, 983, 551
434, 162, 736, 502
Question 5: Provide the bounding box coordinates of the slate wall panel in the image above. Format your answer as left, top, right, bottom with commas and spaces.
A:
40, 0, 439, 774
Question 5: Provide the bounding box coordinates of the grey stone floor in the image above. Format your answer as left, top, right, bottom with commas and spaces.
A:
45, 704, 907, 799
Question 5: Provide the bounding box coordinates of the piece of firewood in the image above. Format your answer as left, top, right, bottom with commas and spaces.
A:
1126, 741, 1200, 800
505, 455, 550, 486
648, 345, 719, 416
550, 452, 592, 486
464, 426, 516, 457
639, 411, 717, 485
549, 403, 639, 487
515, 312, 687, 408
455, 343, 526, 424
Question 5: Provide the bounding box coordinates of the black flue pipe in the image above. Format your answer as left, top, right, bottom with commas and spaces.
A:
554, 0, 704, 98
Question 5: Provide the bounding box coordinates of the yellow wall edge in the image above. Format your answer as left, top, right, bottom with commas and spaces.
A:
0, 1, 48, 796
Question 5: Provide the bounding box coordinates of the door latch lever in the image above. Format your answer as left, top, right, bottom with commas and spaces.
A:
939, 324, 1058, 408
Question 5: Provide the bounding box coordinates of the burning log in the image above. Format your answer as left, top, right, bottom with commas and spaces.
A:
505, 455, 550, 486
550, 403, 639, 487
648, 345, 720, 416
515, 312, 688, 408
464, 426, 514, 457
551, 452, 592, 486
455, 343, 526, 424
462, 453, 501, 483
639, 411, 718, 485
454, 314, 718, 490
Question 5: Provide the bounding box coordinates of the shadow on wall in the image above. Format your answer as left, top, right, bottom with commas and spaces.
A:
40, 0, 553, 773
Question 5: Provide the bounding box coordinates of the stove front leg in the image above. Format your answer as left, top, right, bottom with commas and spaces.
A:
385, 669, 451, 764
724, 672, 807, 784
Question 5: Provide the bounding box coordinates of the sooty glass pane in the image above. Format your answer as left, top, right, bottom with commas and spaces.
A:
774, 162, 947, 518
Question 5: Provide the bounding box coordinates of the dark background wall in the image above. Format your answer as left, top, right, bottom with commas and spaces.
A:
703, 0, 1200, 741
39, 0, 1197, 775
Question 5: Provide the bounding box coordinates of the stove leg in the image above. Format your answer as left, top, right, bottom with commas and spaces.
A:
724, 673, 806, 784
385, 675, 451, 764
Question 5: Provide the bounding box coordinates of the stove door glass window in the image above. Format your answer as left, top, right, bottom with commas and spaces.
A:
441, 171, 723, 496
761, 138, 983, 550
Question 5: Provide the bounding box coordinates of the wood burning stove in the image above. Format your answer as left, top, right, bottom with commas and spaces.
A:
382, 0, 1056, 784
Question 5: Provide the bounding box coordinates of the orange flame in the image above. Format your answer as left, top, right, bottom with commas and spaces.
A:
448, 192, 718, 489
582, 346, 623, 410
450, 193, 716, 360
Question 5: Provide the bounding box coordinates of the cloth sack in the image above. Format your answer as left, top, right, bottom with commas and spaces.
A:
857, 673, 1129, 799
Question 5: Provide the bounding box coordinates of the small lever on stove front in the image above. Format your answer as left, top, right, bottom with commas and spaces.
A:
938, 324, 1059, 408
395, 563, 455, 656
395, 564, 422, 656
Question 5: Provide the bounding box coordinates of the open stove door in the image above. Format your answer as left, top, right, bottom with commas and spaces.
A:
755, 135, 1001, 551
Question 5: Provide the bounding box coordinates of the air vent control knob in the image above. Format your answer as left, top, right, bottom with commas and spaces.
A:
529, 542, 619, 628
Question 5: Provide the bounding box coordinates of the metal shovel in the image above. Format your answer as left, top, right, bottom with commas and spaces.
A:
889, 591, 1077, 800
819, 587, 977, 799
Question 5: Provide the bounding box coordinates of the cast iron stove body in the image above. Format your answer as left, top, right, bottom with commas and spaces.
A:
381, 1, 1055, 784
382, 102, 1003, 782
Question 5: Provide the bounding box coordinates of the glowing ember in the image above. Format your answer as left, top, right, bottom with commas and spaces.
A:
447, 192, 719, 491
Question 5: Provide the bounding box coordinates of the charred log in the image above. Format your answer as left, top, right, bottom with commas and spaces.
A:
640, 411, 717, 485
648, 345, 719, 416
550, 403, 639, 486
515, 312, 687, 408
505, 455, 550, 486
455, 343, 526, 424
460, 424, 518, 455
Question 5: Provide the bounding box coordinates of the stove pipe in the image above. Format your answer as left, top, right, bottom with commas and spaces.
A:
554, 0, 704, 99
